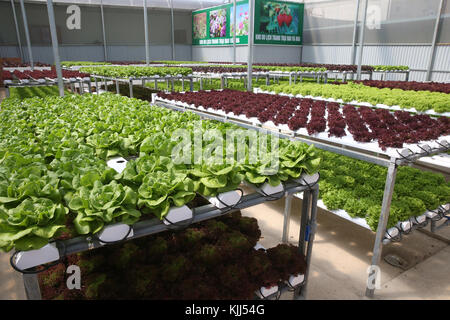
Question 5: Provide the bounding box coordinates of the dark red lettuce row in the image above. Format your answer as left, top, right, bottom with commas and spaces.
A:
11, 68, 89, 80
157, 90, 450, 151
355, 80, 450, 94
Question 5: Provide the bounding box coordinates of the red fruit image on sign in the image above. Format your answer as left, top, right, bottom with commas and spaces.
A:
277, 14, 284, 27
285, 14, 293, 27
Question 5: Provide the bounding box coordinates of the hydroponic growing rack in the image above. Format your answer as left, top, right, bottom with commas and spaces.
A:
13, 178, 319, 301
154, 95, 450, 298
374, 70, 410, 82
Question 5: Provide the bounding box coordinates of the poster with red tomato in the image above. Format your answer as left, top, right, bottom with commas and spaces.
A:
254, 0, 304, 45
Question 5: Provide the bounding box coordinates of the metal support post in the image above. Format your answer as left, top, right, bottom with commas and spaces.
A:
11, 0, 24, 61
116, 80, 120, 94
365, 161, 398, 298
100, 0, 108, 61
170, 0, 175, 60
20, 0, 33, 69
129, 79, 133, 98
356, 0, 368, 80
87, 80, 92, 94
425, 0, 444, 81
189, 78, 193, 91
247, 0, 254, 91
143, 0, 150, 65
95, 77, 99, 93
233, 0, 237, 64
46, 0, 64, 96
23, 274, 41, 300
282, 193, 293, 243
351, 0, 361, 65
296, 185, 319, 300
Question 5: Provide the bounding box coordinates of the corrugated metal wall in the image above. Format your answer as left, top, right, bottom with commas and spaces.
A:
303, 44, 450, 82
0, 45, 192, 64
192, 45, 302, 64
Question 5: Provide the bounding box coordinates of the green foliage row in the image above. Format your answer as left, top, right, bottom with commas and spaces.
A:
0, 93, 320, 252
319, 150, 450, 231
253, 66, 327, 72
80, 66, 193, 78
61, 61, 112, 67
152, 60, 209, 65
258, 82, 450, 113
8, 86, 70, 100
372, 65, 409, 71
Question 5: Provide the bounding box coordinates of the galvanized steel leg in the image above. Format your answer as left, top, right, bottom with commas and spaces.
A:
129, 79, 133, 98
282, 193, 293, 243
189, 78, 193, 91
87, 80, 92, 94
116, 80, 119, 94
365, 161, 398, 298
296, 185, 319, 300
23, 274, 41, 300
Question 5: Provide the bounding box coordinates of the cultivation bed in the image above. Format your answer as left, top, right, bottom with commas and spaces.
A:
14, 178, 319, 300
372, 69, 410, 81
255, 88, 450, 118
153, 93, 449, 298
155, 93, 450, 160
89, 74, 195, 97
295, 192, 450, 244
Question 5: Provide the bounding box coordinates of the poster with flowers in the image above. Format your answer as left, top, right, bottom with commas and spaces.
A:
193, 12, 207, 39
192, 0, 302, 46
231, 3, 249, 36
254, 0, 304, 45
209, 9, 227, 38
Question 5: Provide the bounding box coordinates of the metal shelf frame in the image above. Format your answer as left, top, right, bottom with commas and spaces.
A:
372, 70, 410, 81
154, 98, 450, 298
17, 181, 319, 301
4, 78, 92, 96
89, 74, 195, 98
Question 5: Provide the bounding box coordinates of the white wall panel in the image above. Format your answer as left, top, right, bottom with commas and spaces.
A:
302, 44, 450, 82
0, 44, 191, 63
192, 45, 301, 63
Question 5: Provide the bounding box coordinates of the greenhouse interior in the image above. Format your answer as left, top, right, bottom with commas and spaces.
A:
0, 0, 449, 302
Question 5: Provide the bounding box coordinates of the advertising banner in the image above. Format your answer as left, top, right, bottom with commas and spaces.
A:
192, 1, 249, 46
192, 0, 303, 46
254, 0, 304, 45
